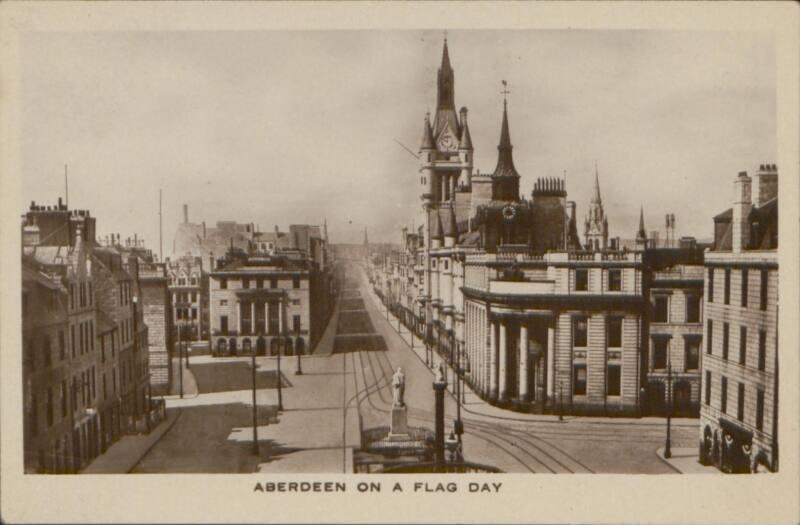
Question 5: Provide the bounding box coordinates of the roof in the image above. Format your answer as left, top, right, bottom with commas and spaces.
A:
714, 208, 733, 221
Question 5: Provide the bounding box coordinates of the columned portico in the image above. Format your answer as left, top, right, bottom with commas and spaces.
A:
488, 320, 498, 400
519, 323, 529, 401
498, 320, 508, 401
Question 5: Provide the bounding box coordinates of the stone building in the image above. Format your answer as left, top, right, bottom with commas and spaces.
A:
172, 204, 256, 261
166, 255, 206, 343
641, 248, 705, 417
208, 225, 334, 357
699, 164, 778, 473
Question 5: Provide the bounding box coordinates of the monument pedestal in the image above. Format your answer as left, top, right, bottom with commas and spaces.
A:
388, 405, 409, 440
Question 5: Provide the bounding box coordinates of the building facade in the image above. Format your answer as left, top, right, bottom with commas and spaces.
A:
208, 225, 334, 357
699, 164, 778, 473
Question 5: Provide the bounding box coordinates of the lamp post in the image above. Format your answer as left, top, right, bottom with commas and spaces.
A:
251, 348, 259, 456
558, 381, 564, 421
276, 333, 284, 412
665, 362, 673, 459
185, 320, 192, 370
178, 324, 184, 399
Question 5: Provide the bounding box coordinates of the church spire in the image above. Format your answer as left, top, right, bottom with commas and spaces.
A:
636, 206, 647, 241
492, 88, 519, 179
592, 162, 602, 204
434, 36, 459, 137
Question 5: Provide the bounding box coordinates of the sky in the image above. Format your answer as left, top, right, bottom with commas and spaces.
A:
19, 29, 776, 253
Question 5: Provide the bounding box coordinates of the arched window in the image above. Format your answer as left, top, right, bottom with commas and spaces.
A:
217, 338, 227, 354
229, 338, 237, 355
242, 338, 252, 354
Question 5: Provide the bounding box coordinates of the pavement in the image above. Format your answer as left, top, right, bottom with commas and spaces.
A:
81, 409, 181, 474
656, 447, 721, 474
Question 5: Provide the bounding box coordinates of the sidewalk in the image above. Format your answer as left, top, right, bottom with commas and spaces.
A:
162, 358, 199, 400
360, 270, 699, 429
656, 447, 720, 474
81, 409, 181, 474
311, 293, 342, 357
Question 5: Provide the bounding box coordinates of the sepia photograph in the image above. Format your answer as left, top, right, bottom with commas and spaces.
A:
1, 2, 798, 524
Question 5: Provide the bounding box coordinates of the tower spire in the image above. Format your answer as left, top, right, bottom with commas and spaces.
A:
636, 206, 647, 240
493, 81, 519, 179
434, 35, 459, 136
592, 162, 602, 204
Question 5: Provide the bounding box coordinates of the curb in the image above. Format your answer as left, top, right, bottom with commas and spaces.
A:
127, 409, 183, 473
654, 447, 684, 474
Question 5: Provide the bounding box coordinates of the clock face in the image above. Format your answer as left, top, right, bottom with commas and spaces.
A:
438, 133, 456, 152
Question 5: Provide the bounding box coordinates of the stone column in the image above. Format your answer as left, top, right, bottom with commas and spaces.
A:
547, 322, 556, 401
278, 300, 283, 333
449, 174, 456, 201
251, 302, 255, 335
489, 319, 498, 400
519, 322, 529, 402
441, 177, 448, 202
237, 301, 242, 333
498, 320, 508, 401
264, 302, 269, 334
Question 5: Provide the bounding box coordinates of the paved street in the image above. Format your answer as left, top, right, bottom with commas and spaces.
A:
131, 262, 699, 474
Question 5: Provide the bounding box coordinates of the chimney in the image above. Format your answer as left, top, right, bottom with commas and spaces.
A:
209, 252, 215, 271
756, 163, 778, 207
183, 204, 189, 224
22, 215, 40, 247
202, 221, 207, 239
732, 171, 753, 252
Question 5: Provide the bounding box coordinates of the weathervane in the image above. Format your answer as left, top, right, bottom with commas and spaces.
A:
501, 80, 510, 105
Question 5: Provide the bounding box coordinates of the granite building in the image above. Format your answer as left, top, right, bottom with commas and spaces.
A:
699, 164, 778, 473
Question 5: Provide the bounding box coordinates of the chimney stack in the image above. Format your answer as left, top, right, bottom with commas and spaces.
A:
732, 171, 753, 252
183, 204, 189, 224
756, 163, 778, 207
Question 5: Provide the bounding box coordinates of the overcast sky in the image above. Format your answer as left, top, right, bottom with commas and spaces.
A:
20, 30, 775, 252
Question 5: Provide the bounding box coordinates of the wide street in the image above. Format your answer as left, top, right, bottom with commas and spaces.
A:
132, 262, 699, 474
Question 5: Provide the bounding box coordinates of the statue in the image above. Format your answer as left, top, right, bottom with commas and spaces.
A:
434, 360, 446, 384
392, 367, 405, 407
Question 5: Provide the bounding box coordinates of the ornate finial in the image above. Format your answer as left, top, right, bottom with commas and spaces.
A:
501, 80, 510, 106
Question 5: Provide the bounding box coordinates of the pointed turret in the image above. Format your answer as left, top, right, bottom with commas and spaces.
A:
492, 99, 519, 179
420, 112, 435, 151
458, 107, 472, 150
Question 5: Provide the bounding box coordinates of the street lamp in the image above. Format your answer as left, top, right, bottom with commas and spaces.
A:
178, 324, 184, 399
665, 362, 673, 459
276, 333, 284, 412
558, 381, 564, 421
251, 348, 259, 456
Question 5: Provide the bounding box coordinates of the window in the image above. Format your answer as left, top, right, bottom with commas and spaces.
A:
685, 337, 700, 370
706, 320, 713, 354
708, 267, 716, 302
191, 292, 197, 302
705, 371, 711, 405
686, 295, 701, 323
220, 299, 228, 306
71, 325, 76, 358
103, 374, 107, 400
720, 376, 728, 413
575, 269, 588, 291
758, 330, 766, 371
573, 364, 587, 395
58, 331, 66, 360
293, 276, 300, 289
652, 337, 668, 369
741, 269, 749, 307
191, 308, 197, 320
760, 270, 768, 310
293, 315, 301, 334
220, 278, 227, 290
100, 337, 105, 363
607, 317, 622, 348
69, 284, 75, 310
723, 268, 731, 305
573, 317, 588, 347
737, 383, 745, 421
607, 365, 621, 396
739, 326, 747, 366
256, 278, 263, 289
722, 323, 729, 360
220, 316, 229, 335
756, 389, 765, 431
608, 269, 622, 291
243, 278, 250, 289
653, 296, 669, 323
271, 278, 277, 289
